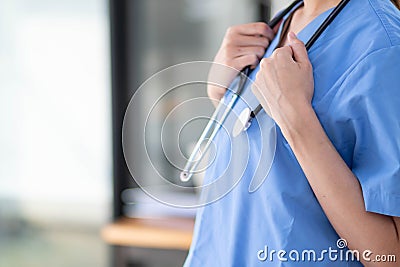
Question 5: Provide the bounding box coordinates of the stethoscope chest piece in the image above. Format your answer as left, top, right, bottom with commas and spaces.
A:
232, 108, 252, 137
180, 0, 351, 182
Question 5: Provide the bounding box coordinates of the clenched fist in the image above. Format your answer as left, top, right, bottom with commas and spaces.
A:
208, 22, 276, 105
252, 32, 314, 142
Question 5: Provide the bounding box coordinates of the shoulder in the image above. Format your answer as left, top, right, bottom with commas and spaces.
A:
313, 0, 400, 79
344, 45, 400, 88
333, 45, 400, 108
366, 0, 400, 46
338, 0, 400, 86
334, 0, 400, 51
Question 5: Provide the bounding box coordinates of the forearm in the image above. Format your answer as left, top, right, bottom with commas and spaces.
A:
282, 105, 400, 266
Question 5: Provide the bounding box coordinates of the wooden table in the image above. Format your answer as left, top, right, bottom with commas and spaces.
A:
101, 217, 195, 251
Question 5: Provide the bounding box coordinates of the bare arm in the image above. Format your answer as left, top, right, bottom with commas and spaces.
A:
287, 104, 400, 266
252, 32, 400, 266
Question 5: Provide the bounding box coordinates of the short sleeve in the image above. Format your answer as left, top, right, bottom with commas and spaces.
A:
336, 46, 400, 217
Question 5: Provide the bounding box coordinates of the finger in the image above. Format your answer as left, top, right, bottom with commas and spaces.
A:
288, 32, 309, 64
234, 22, 275, 40
271, 46, 293, 62
233, 35, 270, 47
233, 54, 259, 70
233, 46, 266, 59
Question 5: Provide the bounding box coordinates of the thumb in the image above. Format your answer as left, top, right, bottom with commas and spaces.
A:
288, 32, 309, 64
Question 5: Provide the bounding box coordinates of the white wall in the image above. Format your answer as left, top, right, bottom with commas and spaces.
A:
0, 0, 112, 226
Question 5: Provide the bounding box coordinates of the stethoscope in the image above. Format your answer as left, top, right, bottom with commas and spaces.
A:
180, 0, 350, 182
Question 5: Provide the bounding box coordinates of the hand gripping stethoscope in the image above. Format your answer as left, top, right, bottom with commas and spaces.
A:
180, 0, 350, 182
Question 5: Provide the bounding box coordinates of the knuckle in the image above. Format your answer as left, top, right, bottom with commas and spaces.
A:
284, 46, 292, 53
224, 35, 234, 45
273, 47, 289, 58
258, 47, 266, 55
250, 54, 258, 63
260, 58, 270, 68
254, 22, 267, 33
272, 49, 281, 58
224, 42, 234, 50
266, 27, 274, 37
226, 25, 238, 36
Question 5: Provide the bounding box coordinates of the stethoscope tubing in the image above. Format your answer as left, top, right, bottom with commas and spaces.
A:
180, 0, 350, 182
180, 1, 300, 182
250, 0, 351, 120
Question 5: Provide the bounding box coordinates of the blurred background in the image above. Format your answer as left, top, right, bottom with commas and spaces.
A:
0, 0, 290, 266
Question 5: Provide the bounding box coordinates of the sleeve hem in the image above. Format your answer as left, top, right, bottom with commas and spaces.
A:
362, 188, 400, 217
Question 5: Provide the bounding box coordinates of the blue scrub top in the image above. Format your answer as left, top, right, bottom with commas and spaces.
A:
184, 0, 400, 266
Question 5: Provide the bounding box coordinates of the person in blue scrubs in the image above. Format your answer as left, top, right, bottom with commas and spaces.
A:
184, 0, 400, 266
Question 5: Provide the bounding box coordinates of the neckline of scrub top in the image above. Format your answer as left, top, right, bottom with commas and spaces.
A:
241, 4, 336, 110
276, 2, 336, 46
248, 4, 336, 80
224, 3, 337, 114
